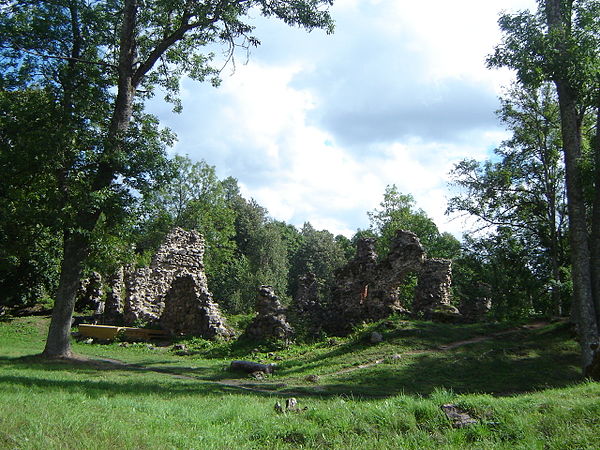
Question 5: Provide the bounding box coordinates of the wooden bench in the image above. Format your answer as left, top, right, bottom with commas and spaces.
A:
78, 324, 168, 340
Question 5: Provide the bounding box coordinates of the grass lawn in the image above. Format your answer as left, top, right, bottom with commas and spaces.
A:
1, 314, 598, 449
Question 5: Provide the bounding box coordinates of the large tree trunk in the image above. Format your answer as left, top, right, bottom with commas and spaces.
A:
42, 0, 139, 358
546, 0, 600, 378
557, 83, 599, 375
591, 95, 600, 327
42, 233, 90, 357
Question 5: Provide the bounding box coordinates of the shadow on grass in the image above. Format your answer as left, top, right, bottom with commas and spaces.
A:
0, 354, 236, 382
0, 355, 271, 398
0, 321, 583, 401
275, 320, 539, 377
292, 324, 582, 398
310, 350, 581, 398
0, 372, 255, 398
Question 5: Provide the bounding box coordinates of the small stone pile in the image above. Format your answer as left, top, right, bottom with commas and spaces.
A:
244, 286, 293, 342
459, 284, 492, 322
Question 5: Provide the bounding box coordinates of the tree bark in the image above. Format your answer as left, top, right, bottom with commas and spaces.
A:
42, 233, 89, 357
545, 0, 599, 377
557, 82, 599, 373
42, 0, 139, 358
591, 90, 600, 326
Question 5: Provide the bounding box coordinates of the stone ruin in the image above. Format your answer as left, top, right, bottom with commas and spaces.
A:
102, 266, 125, 324
295, 230, 462, 335
80, 227, 231, 339
459, 282, 492, 323
74, 226, 487, 342
243, 285, 293, 342
160, 273, 232, 338
75, 271, 104, 314
287, 272, 324, 335
413, 258, 460, 321
123, 227, 206, 324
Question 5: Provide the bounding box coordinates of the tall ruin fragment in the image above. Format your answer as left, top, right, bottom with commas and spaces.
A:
75, 271, 104, 314
124, 228, 206, 324
288, 272, 325, 335
413, 258, 459, 321
81, 228, 231, 338
102, 266, 125, 324
160, 274, 233, 338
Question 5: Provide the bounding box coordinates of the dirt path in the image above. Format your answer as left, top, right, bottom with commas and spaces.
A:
83, 320, 555, 395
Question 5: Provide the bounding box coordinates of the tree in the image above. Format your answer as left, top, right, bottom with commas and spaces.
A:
224, 192, 293, 312
138, 155, 237, 304
448, 82, 569, 315
0, 0, 334, 358
488, 0, 600, 376
0, 89, 63, 307
456, 229, 563, 320
288, 222, 347, 300
368, 185, 460, 259
366, 186, 461, 307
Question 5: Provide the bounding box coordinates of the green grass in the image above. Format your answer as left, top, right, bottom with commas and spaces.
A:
0, 314, 598, 449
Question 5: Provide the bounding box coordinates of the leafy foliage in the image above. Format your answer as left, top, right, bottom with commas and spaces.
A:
368, 185, 461, 259
448, 83, 571, 317
0, 90, 65, 306
288, 222, 348, 300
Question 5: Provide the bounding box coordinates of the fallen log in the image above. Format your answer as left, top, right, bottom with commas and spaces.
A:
230, 360, 276, 374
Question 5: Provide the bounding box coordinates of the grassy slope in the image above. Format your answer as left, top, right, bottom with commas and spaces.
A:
0, 315, 598, 449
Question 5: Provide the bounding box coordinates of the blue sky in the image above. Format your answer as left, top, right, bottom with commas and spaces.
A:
147, 0, 537, 237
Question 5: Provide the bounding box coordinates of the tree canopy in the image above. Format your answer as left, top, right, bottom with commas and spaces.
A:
0, 0, 335, 357
487, 0, 600, 377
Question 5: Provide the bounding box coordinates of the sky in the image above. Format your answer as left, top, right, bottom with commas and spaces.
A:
147, 0, 538, 238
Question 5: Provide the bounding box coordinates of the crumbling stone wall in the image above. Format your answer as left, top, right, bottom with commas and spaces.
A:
76, 228, 230, 338
325, 230, 425, 334
320, 230, 464, 334
123, 227, 206, 324
367, 230, 426, 318
75, 272, 104, 314
413, 258, 459, 321
117, 227, 231, 338
288, 272, 325, 335
244, 285, 293, 341
102, 266, 125, 324
326, 237, 379, 333
160, 274, 232, 338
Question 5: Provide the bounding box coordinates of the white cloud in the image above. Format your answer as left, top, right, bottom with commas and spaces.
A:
148, 0, 539, 238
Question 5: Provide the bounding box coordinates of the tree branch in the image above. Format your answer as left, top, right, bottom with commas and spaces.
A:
13, 46, 117, 69
133, 13, 220, 86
